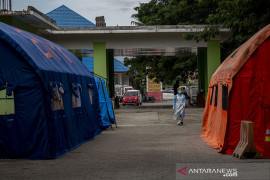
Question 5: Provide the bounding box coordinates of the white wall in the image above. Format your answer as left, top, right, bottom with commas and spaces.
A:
115, 73, 130, 86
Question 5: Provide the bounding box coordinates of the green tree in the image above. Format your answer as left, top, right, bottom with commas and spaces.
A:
132, 0, 270, 57
132, 0, 218, 25
69, 49, 82, 61
131, 0, 212, 84
124, 52, 197, 84
206, 0, 270, 57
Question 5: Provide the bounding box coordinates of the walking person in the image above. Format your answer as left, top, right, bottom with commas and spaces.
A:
173, 87, 186, 126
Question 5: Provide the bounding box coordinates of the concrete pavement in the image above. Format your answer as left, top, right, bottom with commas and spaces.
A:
0, 102, 269, 180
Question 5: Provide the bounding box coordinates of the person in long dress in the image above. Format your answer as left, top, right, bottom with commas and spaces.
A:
173, 87, 186, 126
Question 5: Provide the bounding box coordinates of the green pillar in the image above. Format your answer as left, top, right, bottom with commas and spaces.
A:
94, 42, 107, 79
206, 40, 220, 96
93, 42, 114, 97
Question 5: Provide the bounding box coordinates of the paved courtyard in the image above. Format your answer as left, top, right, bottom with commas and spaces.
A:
0, 102, 269, 180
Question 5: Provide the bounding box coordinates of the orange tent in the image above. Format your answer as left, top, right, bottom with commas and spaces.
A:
201, 24, 270, 155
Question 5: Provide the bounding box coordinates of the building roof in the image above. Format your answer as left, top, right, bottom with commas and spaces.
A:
114, 59, 130, 72
82, 57, 94, 73
46, 5, 95, 27
82, 57, 129, 73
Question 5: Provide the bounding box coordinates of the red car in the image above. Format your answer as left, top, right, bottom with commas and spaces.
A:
122, 90, 142, 106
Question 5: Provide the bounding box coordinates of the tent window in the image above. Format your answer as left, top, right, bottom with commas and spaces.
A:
72, 89, 82, 108
210, 87, 214, 105
87, 84, 94, 105
222, 85, 228, 110
51, 86, 64, 111
0, 89, 15, 115
88, 88, 93, 105
214, 86, 218, 107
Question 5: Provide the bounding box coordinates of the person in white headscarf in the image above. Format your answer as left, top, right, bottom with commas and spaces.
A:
173, 87, 186, 126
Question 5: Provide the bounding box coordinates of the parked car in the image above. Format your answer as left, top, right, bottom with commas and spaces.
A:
162, 87, 174, 93
115, 85, 134, 103
122, 90, 142, 106
123, 86, 133, 94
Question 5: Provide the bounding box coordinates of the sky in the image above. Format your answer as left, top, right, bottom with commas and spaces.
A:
12, 0, 150, 26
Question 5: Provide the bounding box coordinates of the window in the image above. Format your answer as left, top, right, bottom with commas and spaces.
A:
88, 88, 93, 105
222, 85, 228, 110
210, 87, 214, 105
0, 89, 15, 115
51, 86, 64, 111
124, 92, 137, 96
214, 86, 218, 107
87, 84, 93, 105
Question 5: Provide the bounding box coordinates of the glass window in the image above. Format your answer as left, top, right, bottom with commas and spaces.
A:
124, 92, 137, 96
222, 85, 228, 110
0, 89, 15, 115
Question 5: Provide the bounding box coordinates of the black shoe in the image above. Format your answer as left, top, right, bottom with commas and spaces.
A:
181, 122, 183, 125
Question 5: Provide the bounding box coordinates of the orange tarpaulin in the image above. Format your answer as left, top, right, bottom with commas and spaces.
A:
201, 24, 270, 154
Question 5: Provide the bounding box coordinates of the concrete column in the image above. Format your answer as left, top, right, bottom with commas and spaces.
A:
93, 42, 114, 97
206, 40, 220, 95
93, 42, 107, 79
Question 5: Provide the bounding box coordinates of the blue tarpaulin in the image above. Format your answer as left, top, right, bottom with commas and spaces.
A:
94, 77, 115, 127
0, 22, 108, 159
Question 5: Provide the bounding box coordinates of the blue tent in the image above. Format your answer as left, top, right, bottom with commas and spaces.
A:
0, 22, 104, 159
